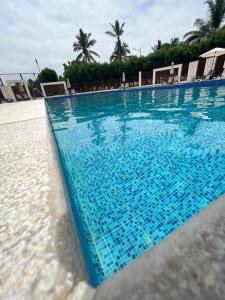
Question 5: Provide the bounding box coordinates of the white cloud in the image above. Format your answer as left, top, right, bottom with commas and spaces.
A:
0, 0, 206, 78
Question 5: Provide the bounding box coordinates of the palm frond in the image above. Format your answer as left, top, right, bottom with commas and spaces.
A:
89, 50, 100, 58
109, 22, 116, 34
183, 30, 205, 44
105, 31, 116, 38
73, 42, 82, 51
194, 18, 206, 28
205, 0, 225, 30
183, 30, 201, 38
87, 39, 96, 47
75, 52, 84, 62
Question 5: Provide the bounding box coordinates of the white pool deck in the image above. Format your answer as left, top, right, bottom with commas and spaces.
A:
1, 99, 225, 300
0, 100, 86, 300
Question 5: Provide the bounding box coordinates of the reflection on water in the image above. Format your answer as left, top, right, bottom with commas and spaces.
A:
48, 86, 225, 145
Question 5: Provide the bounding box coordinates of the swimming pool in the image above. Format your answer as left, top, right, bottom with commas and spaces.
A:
47, 82, 225, 287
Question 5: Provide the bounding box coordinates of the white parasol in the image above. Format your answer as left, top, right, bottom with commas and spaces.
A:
169, 62, 175, 83
122, 72, 126, 83
170, 61, 175, 75
200, 48, 225, 76
200, 48, 225, 58
66, 79, 71, 89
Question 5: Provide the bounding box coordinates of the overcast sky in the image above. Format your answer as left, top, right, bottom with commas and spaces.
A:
1, 0, 206, 78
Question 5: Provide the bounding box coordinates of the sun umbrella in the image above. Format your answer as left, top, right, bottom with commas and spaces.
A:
200, 47, 225, 58
170, 61, 175, 75
200, 48, 225, 76
169, 62, 175, 83
122, 72, 126, 82
66, 79, 71, 89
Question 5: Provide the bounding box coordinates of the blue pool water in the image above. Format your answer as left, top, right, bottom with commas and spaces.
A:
47, 83, 225, 286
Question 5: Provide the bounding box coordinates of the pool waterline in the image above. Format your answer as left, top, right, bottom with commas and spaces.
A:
47, 83, 225, 286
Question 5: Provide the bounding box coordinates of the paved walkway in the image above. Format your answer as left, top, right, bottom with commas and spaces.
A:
0, 100, 86, 300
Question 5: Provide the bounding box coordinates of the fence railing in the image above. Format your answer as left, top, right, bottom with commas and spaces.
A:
70, 72, 153, 93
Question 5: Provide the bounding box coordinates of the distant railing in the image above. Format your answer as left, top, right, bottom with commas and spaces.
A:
4, 56, 225, 98
142, 71, 153, 85
71, 78, 120, 93
70, 72, 153, 93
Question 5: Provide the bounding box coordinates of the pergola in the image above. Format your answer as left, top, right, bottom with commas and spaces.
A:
152, 64, 183, 85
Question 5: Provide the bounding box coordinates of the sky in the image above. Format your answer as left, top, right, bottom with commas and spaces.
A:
1, 0, 207, 79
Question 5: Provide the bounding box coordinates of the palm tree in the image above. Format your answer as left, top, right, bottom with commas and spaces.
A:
207, 0, 225, 29
105, 20, 130, 61
152, 40, 162, 52
184, 0, 225, 44
73, 29, 100, 63
170, 37, 180, 46
152, 38, 180, 52
184, 19, 212, 44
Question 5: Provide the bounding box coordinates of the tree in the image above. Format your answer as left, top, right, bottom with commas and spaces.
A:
152, 40, 162, 52
58, 75, 64, 81
170, 37, 180, 46
184, 0, 225, 44
105, 20, 130, 61
152, 38, 180, 52
73, 29, 100, 63
38, 68, 58, 83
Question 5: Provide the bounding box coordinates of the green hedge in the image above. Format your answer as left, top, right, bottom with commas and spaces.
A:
63, 27, 225, 84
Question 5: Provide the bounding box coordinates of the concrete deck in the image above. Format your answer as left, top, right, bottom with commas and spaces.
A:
0, 100, 86, 299
1, 99, 225, 300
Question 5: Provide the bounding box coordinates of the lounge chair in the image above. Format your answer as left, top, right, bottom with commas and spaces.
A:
202, 74, 211, 80
23, 94, 29, 100
212, 71, 223, 79
121, 82, 129, 89
16, 94, 23, 101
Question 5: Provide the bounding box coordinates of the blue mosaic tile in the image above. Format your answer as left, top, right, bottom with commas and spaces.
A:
47, 84, 225, 287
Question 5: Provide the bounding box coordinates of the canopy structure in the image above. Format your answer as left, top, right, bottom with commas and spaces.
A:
200, 48, 225, 58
